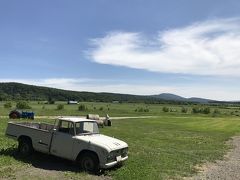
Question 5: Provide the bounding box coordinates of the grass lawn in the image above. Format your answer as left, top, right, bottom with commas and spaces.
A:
1, 114, 240, 179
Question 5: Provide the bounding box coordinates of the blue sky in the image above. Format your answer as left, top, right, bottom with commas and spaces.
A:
1, 0, 240, 100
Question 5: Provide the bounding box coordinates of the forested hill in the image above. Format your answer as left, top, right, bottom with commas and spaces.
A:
0, 82, 157, 103
0, 82, 237, 104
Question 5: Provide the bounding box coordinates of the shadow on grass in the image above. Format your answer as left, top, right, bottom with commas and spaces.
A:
0, 147, 123, 176
0, 146, 80, 172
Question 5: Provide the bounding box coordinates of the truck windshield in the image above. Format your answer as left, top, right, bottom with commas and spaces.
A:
75, 121, 99, 135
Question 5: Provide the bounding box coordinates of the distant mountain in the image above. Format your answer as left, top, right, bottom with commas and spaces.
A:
152, 93, 212, 103
152, 93, 186, 101
188, 97, 211, 103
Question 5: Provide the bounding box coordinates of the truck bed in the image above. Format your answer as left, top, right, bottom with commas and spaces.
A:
14, 122, 55, 131
6, 121, 55, 154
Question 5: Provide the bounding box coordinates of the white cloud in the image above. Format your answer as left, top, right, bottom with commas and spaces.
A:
0, 78, 240, 101
89, 18, 240, 76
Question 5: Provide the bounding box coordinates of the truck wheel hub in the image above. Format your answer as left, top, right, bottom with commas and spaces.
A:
83, 158, 94, 170
21, 144, 29, 153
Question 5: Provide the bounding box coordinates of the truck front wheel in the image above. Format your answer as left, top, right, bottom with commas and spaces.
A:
79, 152, 99, 174
18, 138, 33, 157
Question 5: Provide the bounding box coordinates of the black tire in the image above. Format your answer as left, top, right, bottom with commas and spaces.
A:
79, 152, 99, 174
18, 138, 33, 157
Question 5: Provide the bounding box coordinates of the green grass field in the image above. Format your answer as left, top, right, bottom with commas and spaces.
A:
1, 102, 240, 179
1, 101, 240, 117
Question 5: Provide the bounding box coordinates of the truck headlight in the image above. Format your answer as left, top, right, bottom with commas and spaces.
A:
122, 147, 128, 157
107, 151, 115, 162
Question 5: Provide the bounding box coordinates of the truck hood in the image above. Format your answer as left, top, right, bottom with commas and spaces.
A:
75, 134, 128, 151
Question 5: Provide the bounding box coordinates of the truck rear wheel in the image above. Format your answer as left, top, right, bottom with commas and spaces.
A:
79, 152, 99, 174
18, 138, 33, 157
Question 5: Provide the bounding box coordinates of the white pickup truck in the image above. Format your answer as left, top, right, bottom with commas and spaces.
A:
5, 117, 128, 173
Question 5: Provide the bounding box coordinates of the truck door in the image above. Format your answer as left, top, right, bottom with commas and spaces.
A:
50, 120, 75, 160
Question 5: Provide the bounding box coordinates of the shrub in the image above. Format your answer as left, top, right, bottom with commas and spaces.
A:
137, 107, 143, 112
48, 100, 55, 104
99, 107, 104, 111
4, 102, 12, 108
144, 108, 149, 112
202, 107, 211, 114
192, 106, 211, 114
134, 107, 149, 112
57, 104, 64, 110
181, 107, 188, 113
212, 109, 221, 117
48, 97, 55, 104
213, 109, 220, 114
192, 107, 200, 113
162, 107, 169, 112
78, 104, 87, 111
16, 101, 31, 109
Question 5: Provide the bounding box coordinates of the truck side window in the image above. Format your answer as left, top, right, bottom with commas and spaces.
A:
58, 121, 74, 135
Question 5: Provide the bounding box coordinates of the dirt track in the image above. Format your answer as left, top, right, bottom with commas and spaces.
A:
188, 136, 240, 180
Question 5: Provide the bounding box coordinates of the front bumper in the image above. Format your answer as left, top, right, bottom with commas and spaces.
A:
103, 156, 128, 169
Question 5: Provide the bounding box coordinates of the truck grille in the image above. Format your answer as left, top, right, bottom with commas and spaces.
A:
114, 147, 128, 156
107, 147, 128, 163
